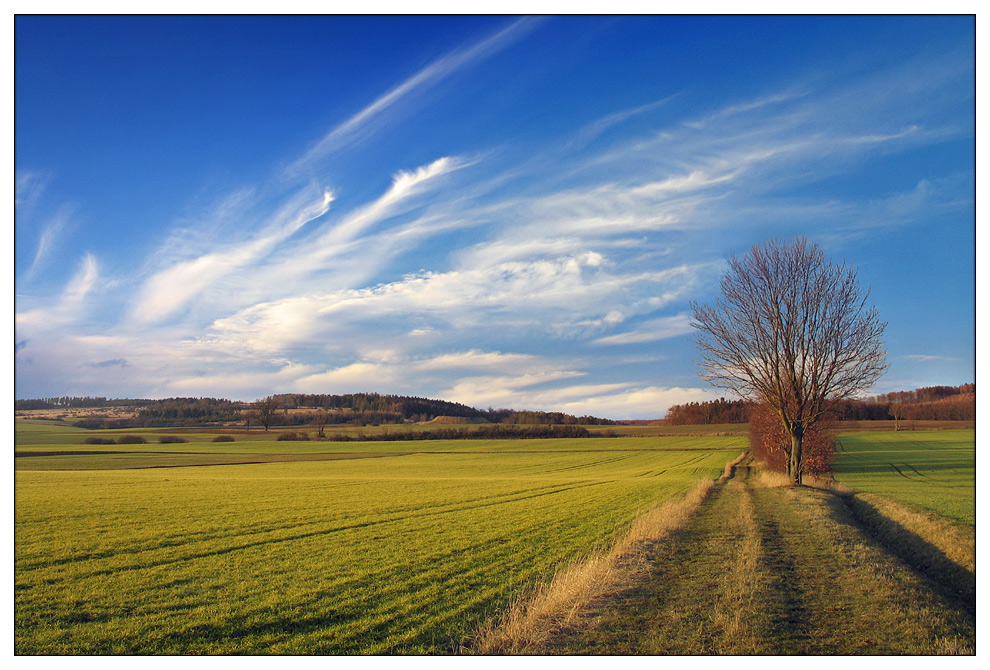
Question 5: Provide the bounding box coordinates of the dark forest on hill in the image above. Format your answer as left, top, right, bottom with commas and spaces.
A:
17, 392, 617, 429
663, 384, 975, 426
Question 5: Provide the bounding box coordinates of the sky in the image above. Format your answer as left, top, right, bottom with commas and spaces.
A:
13, 15, 976, 418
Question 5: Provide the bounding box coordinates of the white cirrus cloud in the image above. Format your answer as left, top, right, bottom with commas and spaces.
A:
441, 376, 720, 418
286, 17, 542, 175
594, 313, 695, 346
293, 363, 405, 394
164, 360, 322, 399
17, 253, 100, 330
902, 354, 959, 362
411, 350, 539, 372
196, 253, 708, 361
130, 188, 333, 325
549, 385, 721, 418
439, 370, 589, 409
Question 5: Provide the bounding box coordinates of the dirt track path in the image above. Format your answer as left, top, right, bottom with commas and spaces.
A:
543, 457, 975, 655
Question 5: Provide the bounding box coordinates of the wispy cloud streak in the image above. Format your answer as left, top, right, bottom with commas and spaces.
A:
131, 188, 333, 325
17, 253, 99, 329
286, 17, 542, 176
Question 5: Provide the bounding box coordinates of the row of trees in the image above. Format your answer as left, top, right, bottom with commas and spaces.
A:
244, 394, 615, 431
664, 383, 975, 427
309, 424, 593, 442
494, 410, 617, 426
887, 394, 976, 424
39, 392, 618, 431
267, 393, 485, 420
70, 397, 243, 429
664, 398, 751, 425
875, 384, 974, 405
136, 397, 242, 423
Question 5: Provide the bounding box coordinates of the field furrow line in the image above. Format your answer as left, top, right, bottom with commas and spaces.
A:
17, 479, 614, 573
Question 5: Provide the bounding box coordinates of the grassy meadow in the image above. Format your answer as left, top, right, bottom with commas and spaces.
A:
14, 420, 743, 654
832, 429, 975, 526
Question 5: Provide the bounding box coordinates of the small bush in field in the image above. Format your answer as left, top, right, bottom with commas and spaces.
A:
276, 432, 309, 441
212, 435, 235, 442
82, 437, 116, 445
749, 402, 834, 476
158, 435, 188, 444
117, 435, 148, 444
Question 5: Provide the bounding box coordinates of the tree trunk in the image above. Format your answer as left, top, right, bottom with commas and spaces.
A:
789, 431, 803, 485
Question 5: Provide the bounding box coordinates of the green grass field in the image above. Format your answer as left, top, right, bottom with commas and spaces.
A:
832, 429, 975, 526
15, 421, 743, 654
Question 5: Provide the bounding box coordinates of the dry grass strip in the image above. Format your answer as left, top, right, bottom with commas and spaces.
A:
753, 468, 792, 489
799, 474, 973, 575
752, 468, 856, 493
468, 451, 748, 654
854, 492, 974, 574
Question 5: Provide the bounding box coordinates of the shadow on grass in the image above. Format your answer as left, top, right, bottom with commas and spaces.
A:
839, 494, 975, 616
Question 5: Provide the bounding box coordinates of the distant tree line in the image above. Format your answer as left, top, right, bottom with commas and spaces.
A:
664, 398, 751, 425
15, 396, 155, 410
135, 397, 242, 423
663, 383, 974, 425
265, 393, 616, 425
24, 384, 970, 431
49, 393, 616, 429
883, 394, 976, 423
493, 410, 616, 425
250, 409, 406, 430
874, 384, 974, 404
268, 393, 483, 419
284, 424, 593, 442
71, 397, 243, 429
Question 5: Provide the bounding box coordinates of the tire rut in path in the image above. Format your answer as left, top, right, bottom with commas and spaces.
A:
542, 460, 771, 654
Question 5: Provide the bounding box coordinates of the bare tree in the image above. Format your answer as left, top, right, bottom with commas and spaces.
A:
889, 402, 905, 431
691, 238, 888, 484
311, 410, 328, 439
255, 395, 280, 432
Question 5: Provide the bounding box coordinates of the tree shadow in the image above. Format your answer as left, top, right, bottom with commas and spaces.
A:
838, 493, 975, 617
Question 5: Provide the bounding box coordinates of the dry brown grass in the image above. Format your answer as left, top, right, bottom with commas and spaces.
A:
752, 467, 792, 488
468, 451, 747, 654
803, 473, 855, 495
749, 467, 855, 494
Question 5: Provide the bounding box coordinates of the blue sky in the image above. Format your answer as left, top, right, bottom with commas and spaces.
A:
13, 15, 975, 418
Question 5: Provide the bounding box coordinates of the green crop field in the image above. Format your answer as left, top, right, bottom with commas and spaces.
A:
14, 421, 744, 654
832, 429, 975, 526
